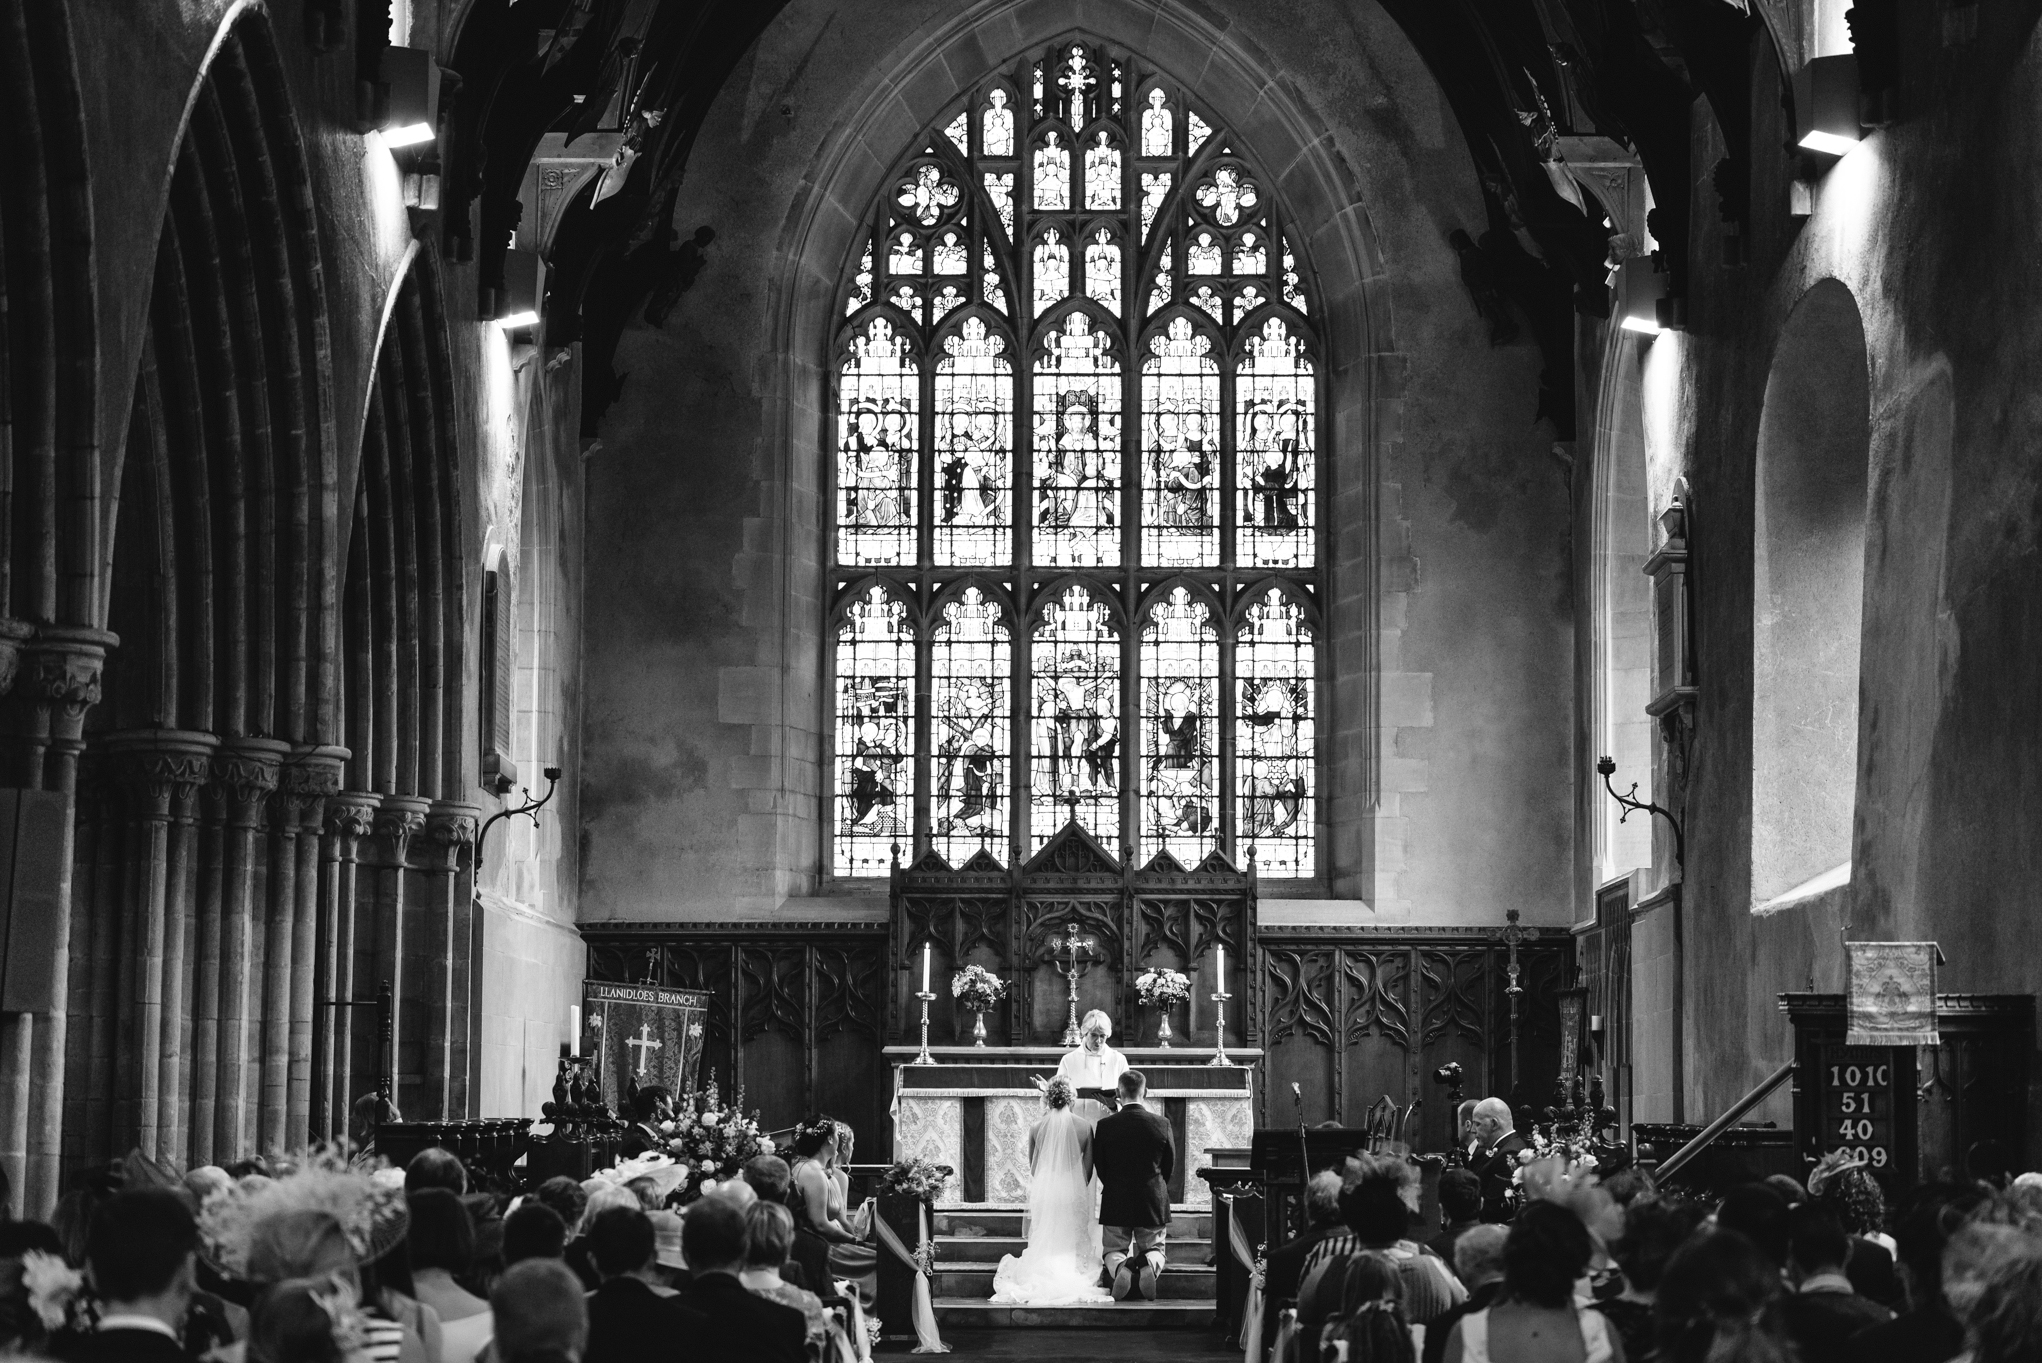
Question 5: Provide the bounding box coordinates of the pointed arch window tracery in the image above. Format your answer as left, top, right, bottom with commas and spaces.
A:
828, 37, 1322, 879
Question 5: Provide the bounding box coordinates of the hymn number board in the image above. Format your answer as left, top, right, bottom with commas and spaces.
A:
1786, 992, 1922, 1188
1816, 1049, 1904, 1174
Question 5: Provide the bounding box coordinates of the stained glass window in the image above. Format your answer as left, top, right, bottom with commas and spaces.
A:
1237, 589, 1315, 877
1033, 312, 1120, 567
933, 318, 1012, 565
834, 586, 914, 875
1031, 585, 1120, 847
1141, 317, 1218, 567
931, 588, 1012, 865
1237, 316, 1316, 568
830, 35, 1323, 877
836, 316, 917, 566
1140, 587, 1217, 865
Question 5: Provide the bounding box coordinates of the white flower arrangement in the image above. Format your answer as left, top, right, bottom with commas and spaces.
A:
1135, 967, 1191, 1008
950, 965, 1008, 1012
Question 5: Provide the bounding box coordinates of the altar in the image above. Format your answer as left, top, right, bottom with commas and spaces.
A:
888, 1046, 1258, 1208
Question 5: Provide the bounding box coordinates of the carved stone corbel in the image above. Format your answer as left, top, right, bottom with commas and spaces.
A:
98, 730, 218, 817
278, 745, 349, 833
372, 796, 432, 865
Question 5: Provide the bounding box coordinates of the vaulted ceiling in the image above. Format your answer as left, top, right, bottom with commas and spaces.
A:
434, 0, 1786, 441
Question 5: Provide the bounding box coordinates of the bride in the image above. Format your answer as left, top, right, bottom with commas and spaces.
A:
989, 1076, 1111, 1304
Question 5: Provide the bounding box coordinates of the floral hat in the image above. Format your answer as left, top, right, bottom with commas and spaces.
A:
200, 1151, 410, 1282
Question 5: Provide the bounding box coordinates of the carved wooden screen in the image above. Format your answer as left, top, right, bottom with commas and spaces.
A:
1259, 927, 1572, 1148
890, 822, 1255, 1050
584, 923, 890, 1147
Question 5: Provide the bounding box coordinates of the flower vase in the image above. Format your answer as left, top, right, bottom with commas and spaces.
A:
971, 1009, 988, 1047
1156, 1010, 1173, 1047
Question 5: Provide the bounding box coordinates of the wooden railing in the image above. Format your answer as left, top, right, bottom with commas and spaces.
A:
1651, 1059, 1796, 1183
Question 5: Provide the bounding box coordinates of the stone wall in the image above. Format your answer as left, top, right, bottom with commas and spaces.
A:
578, 0, 1576, 932
1640, 9, 2042, 1142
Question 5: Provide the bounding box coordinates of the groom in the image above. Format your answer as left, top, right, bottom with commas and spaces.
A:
1092, 1069, 1174, 1301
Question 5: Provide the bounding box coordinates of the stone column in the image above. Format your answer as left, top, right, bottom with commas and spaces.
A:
16, 627, 113, 1216
280, 748, 346, 1147
160, 760, 207, 1169
212, 738, 287, 1163
0, 618, 30, 1206
317, 793, 378, 1140
63, 764, 114, 1178
366, 797, 429, 1119
421, 803, 479, 1119
99, 731, 214, 1160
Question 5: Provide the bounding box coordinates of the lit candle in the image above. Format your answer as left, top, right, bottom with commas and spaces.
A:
570, 1006, 581, 1051
1216, 944, 1225, 987
922, 941, 931, 993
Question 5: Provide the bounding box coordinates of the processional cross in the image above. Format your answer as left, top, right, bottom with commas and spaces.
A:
626, 1022, 664, 1076
1053, 922, 1100, 1046
1495, 908, 1536, 1091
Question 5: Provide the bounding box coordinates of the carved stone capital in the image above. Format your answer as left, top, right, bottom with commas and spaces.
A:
325, 791, 381, 843
23, 627, 117, 728
423, 801, 482, 872
371, 795, 433, 862
212, 736, 289, 828
277, 744, 349, 830
99, 729, 218, 817
0, 619, 34, 701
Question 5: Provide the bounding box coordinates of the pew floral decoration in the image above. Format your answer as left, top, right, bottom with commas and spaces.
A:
661, 1078, 771, 1201
878, 1156, 953, 1204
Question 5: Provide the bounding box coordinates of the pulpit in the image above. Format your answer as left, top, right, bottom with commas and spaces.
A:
888, 1047, 1258, 1206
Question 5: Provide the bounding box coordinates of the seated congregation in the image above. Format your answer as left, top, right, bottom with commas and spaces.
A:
1256, 1137, 2042, 1363
0, 1111, 881, 1363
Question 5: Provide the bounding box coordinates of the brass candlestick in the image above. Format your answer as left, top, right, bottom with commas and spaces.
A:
1208, 990, 1235, 1066
913, 990, 938, 1065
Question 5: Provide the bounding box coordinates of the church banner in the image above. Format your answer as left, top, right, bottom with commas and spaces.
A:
1846, 942, 1939, 1047
580, 981, 710, 1110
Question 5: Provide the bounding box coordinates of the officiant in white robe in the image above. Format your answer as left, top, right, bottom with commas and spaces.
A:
1055, 1010, 1129, 1124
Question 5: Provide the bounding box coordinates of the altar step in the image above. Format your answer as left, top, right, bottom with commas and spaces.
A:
933, 1234, 1213, 1265
934, 1208, 1213, 1239
932, 1300, 1218, 1330
932, 1262, 1214, 1301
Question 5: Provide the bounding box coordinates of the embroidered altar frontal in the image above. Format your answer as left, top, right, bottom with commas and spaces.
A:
889, 1048, 1256, 1208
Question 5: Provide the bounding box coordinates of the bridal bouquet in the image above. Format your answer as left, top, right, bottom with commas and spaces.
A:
660, 1078, 771, 1201
1134, 967, 1191, 1008
950, 965, 1008, 1011
879, 1156, 953, 1204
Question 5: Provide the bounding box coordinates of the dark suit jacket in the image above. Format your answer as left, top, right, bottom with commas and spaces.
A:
1846, 1236, 1901, 1307
1781, 1288, 1893, 1363
1469, 1132, 1528, 1221
675, 1270, 808, 1363
58, 1327, 190, 1363
585, 1276, 709, 1363
1849, 1306, 1965, 1363
1424, 1279, 1503, 1363
1093, 1100, 1174, 1229
619, 1122, 663, 1159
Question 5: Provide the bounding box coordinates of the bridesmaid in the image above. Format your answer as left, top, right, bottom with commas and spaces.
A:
790, 1115, 878, 1297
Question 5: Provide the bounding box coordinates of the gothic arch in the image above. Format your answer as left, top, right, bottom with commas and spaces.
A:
769, 2, 1403, 895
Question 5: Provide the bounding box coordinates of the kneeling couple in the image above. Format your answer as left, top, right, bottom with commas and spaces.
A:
989, 1069, 1174, 1306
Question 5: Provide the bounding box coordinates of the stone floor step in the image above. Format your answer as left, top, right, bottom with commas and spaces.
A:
934, 1234, 1213, 1264
932, 1299, 1217, 1330
934, 1208, 1211, 1238
934, 1263, 1215, 1300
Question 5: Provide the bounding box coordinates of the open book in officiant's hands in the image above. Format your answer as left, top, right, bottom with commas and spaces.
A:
1075, 1087, 1121, 1112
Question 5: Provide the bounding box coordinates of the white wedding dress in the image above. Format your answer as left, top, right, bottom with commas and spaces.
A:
989, 1107, 1111, 1304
